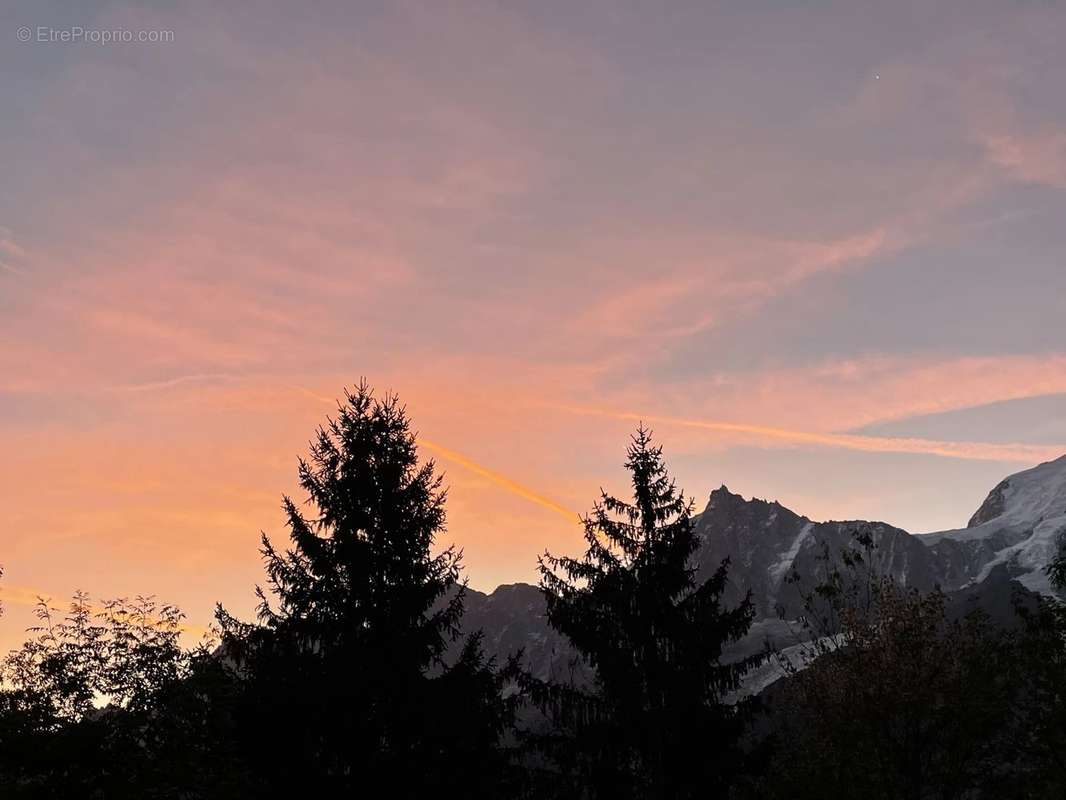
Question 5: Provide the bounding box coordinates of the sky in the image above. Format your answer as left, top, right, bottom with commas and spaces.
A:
2, 0, 1066, 649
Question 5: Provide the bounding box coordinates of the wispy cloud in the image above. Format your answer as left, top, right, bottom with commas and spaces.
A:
983, 131, 1066, 188
0, 229, 29, 276
634, 353, 1066, 436
0, 229, 28, 259
554, 404, 1065, 464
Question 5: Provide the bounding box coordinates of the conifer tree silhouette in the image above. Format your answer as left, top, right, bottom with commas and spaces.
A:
536, 426, 761, 799
220, 381, 516, 797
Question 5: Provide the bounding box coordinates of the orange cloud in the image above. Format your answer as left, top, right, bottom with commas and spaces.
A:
609, 353, 1066, 437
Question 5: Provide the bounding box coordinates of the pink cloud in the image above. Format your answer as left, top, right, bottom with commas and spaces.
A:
597, 352, 1066, 437
983, 131, 1066, 188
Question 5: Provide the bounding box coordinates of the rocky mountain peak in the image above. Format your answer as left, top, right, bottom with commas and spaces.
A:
968, 479, 1010, 528
706, 485, 741, 509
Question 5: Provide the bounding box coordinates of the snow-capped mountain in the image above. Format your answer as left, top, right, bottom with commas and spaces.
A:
921, 454, 1066, 595
458, 456, 1066, 679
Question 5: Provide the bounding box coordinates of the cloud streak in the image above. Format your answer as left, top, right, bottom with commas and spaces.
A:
555, 404, 1065, 465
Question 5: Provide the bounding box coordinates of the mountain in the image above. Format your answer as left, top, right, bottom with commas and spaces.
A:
458, 583, 580, 683
456, 456, 1066, 680
920, 454, 1066, 595
691, 486, 944, 619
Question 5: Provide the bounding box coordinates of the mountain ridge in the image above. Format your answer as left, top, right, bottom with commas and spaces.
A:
458, 456, 1066, 680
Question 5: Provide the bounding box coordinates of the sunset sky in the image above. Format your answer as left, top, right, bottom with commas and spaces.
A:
2, 0, 1066, 650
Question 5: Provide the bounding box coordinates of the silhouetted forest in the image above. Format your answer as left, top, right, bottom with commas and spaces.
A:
3, 382, 1066, 798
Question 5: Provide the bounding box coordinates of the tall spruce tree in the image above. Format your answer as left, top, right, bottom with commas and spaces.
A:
536, 426, 761, 799
220, 382, 516, 797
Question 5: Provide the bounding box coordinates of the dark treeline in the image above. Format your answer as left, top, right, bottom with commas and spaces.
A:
2, 382, 1066, 799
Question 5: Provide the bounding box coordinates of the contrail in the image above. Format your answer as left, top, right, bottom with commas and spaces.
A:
554, 404, 1066, 464
419, 438, 582, 524
289, 384, 339, 406
109, 373, 242, 393
290, 385, 581, 523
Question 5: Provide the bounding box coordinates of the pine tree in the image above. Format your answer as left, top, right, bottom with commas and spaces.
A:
536, 426, 761, 799
220, 381, 517, 797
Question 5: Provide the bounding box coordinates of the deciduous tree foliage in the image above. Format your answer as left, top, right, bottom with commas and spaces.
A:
740, 535, 1050, 800
1003, 548, 1066, 798
534, 426, 761, 799
756, 583, 1014, 800
0, 593, 244, 798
